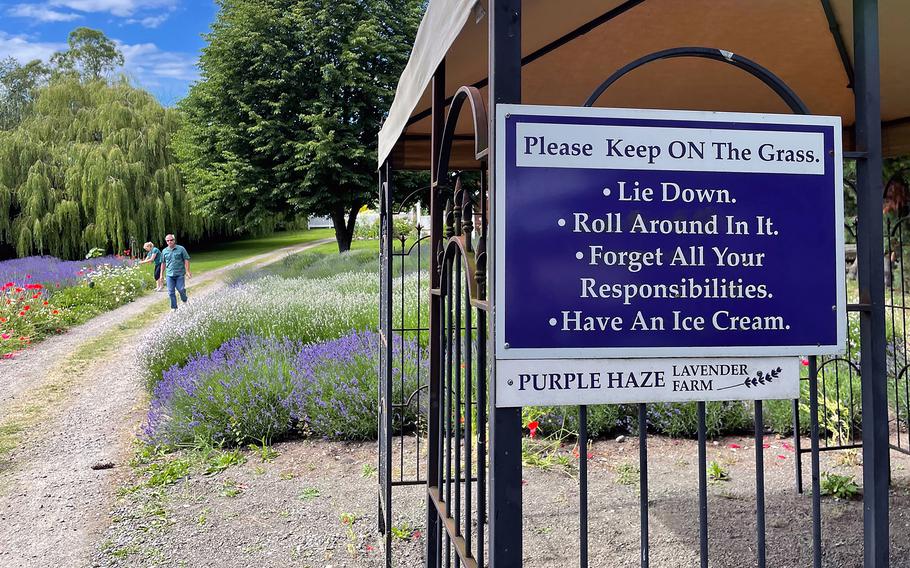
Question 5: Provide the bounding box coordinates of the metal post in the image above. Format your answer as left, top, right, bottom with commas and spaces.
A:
853, 1, 890, 566
426, 61, 446, 568
488, 0, 523, 566
382, 162, 394, 568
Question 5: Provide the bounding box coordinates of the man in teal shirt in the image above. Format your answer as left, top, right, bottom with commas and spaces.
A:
161, 234, 191, 310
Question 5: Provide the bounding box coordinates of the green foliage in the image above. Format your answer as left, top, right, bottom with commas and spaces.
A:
614, 462, 639, 486
0, 57, 49, 130
174, 0, 422, 251
820, 472, 860, 499
50, 27, 124, 82
299, 487, 320, 500
204, 449, 246, 475
0, 76, 216, 258
646, 401, 753, 438
51, 264, 153, 326
707, 460, 730, 483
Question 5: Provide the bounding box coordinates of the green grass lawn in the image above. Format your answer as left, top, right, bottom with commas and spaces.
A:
188, 228, 335, 274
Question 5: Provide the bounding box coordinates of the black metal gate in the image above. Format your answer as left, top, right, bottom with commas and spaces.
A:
379, 1, 894, 566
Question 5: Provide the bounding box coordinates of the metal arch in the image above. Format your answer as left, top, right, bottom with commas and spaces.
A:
435, 86, 489, 183
396, 184, 432, 215
394, 233, 431, 257
894, 363, 910, 384
583, 47, 811, 115
818, 356, 862, 376
439, 237, 480, 303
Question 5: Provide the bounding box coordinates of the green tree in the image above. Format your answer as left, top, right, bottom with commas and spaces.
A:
51, 27, 124, 81
0, 58, 50, 130
174, 0, 422, 252
0, 77, 213, 258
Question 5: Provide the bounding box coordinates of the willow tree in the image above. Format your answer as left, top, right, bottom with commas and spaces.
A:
0, 77, 206, 258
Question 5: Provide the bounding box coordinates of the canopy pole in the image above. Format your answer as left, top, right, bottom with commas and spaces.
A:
853, 1, 890, 567
488, 0, 523, 566
426, 59, 446, 568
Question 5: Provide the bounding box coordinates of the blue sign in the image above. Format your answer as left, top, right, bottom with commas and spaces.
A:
494, 105, 846, 359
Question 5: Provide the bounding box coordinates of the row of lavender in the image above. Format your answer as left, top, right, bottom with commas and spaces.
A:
140, 249, 428, 445
0, 255, 152, 357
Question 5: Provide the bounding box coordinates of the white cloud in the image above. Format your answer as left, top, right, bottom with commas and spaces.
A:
118, 41, 198, 84
7, 4, 82, 22
0, 31, 65, 63
125, 12, 170, 28
0, 32, 197, 88
48, 0, 176, 18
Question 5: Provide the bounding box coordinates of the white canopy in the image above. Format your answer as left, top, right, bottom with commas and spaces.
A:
379, 0, 910, 169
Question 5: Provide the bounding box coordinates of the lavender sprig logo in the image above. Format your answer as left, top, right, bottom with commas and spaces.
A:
716, 367, 782, 392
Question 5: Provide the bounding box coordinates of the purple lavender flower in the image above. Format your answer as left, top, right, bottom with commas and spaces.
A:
142, 331, 428, 446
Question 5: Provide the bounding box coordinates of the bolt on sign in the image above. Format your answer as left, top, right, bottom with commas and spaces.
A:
494, 105, 846, 407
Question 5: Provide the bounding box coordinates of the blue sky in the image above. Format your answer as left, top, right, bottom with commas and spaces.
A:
0, 0, 218, 105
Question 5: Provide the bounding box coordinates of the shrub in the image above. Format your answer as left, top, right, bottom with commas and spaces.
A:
141, 270, 426, 390
646, 401, 753, 438
820, 472, 860, 499
51, 263, 153, 325
143, 331, 426, 446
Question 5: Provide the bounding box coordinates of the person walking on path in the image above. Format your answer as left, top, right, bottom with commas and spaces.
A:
161, 234, 191, 310
138, 242, 164, 292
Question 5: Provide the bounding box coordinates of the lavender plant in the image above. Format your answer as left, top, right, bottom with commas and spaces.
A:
143, 331, 426, 446
141, 271, 427, 389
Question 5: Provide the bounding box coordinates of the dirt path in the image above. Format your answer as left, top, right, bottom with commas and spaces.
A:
0, 239, 332, 568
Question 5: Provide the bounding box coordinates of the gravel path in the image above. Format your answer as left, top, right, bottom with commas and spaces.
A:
0, 239, 332, 568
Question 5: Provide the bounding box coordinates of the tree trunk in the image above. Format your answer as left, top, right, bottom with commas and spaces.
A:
330, 206, 360, 253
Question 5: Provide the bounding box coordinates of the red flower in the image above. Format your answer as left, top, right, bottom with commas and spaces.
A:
412, 530, 421, 540
18, 311, 25, 317
32, 294, 40, 299
52, 310, 59, 315
25, 274, 31, 279
1, 334, 10, 340
23, 305, 30, 311
801, 358, 809, 366
729, 443, 741, 449
365, 545, 375, 552
43, 301, 49, 305
777, 455, 787, 460
527, 420, 539, 438
3, 282, 12, 288
762, 443, 771, 449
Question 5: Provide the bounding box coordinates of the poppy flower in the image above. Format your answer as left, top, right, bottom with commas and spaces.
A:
527, 420, 539, 438
43, 301, 48, 305
801, 358, 809, 366
52, 310, 59, 315
23, 305, 30, 311
729, 443, 741, 449
25, 274, 31, 279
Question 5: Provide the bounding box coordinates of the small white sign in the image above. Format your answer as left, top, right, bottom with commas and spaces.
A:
495, 357, 799, 407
